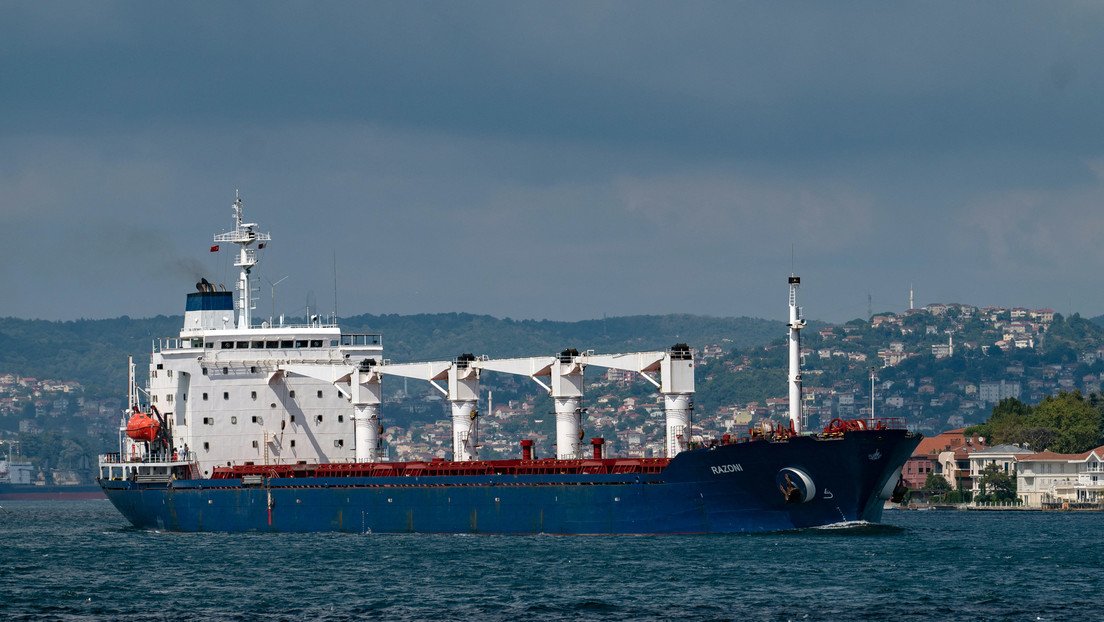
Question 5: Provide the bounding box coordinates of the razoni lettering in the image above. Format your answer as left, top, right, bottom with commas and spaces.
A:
710, 464, 744, 474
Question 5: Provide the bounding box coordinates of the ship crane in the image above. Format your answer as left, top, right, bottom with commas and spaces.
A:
580, 345, 695, 458
277, 357, 481, 463
375, 357, 480, 462
474, 351, 580, 459
277, 345, 695, 463
474, 345, 695, 459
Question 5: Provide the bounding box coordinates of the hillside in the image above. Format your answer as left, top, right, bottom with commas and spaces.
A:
339, 312, 786, 363
0, 313, 786, 399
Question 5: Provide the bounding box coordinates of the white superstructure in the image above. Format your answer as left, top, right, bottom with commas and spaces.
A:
0, 441, 34, 485
118, 194, 382, 477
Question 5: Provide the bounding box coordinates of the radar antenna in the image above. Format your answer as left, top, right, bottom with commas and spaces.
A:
212, 191, 271, 329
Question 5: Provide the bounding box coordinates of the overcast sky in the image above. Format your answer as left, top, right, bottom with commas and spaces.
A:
3, 2, 1104, 326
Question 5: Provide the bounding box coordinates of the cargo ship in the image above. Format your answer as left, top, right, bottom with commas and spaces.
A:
97, 193, 920, 533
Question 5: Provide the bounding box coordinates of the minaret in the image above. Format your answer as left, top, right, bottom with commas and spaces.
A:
213, 192, 270, 329
788, 275, 806, 433
910, 283, 914, 311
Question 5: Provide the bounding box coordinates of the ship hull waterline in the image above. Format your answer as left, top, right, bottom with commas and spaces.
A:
100, 430, 919, 534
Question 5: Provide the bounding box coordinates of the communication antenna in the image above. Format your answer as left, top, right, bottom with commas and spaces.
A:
267, 275, 289, 326
333, 251, 339, 324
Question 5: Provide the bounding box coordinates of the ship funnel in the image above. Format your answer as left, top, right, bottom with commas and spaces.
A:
184, 282, 234, 332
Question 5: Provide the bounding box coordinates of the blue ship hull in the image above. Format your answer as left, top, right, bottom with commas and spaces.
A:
99, 430, 919, 534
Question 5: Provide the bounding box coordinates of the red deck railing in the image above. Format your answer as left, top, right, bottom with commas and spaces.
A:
211, 457, 672, 480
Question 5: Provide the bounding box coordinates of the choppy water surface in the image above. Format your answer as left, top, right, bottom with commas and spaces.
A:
1, 500, 1100, 621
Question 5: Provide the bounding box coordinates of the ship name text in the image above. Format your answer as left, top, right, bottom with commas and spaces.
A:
710, 464, 744, 474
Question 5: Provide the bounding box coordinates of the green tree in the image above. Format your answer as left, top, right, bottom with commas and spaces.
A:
966, 398, 1030, 445
977, 463, 1017, 501
924, 471, 951, 492
1027, 391, 1103, 454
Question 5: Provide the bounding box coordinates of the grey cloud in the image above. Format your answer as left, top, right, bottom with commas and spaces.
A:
3, 2, 1104, 323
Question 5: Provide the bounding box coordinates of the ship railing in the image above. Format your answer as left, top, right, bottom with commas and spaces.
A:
214, 228, 271, 244
156, 335, 368, 354
819, 417, 909, 436
154, 331, 380, 353
200, 349, 354, 365
210, 457, 674, 480
98, 450, 194, 465
154, 338, 189, 353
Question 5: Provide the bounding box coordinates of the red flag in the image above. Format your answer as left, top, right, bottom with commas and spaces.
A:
210, 245, 219, 252
258, 243, 265, 249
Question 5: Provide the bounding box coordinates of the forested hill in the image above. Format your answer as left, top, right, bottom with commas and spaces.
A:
0, 313, 787, 398
339, 313, 787, 363
0, 316, 182, 397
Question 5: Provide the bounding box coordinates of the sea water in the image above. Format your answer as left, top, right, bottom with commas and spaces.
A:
0, 500, 1101, 621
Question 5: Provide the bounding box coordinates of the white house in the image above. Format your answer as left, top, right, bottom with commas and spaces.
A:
1016, 445, 1104, 506
968, 444, 1034, 495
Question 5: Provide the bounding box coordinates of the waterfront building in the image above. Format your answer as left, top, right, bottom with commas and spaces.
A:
1016, 445, 1104, 506
968, 444, 1034, 495
901, 429, 986, 490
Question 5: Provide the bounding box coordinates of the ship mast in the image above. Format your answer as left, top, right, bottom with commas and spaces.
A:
788, 274, 805, 433
214, 191, 270, 329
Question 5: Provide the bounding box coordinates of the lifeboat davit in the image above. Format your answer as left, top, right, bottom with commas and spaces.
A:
126, 411, 161, 443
